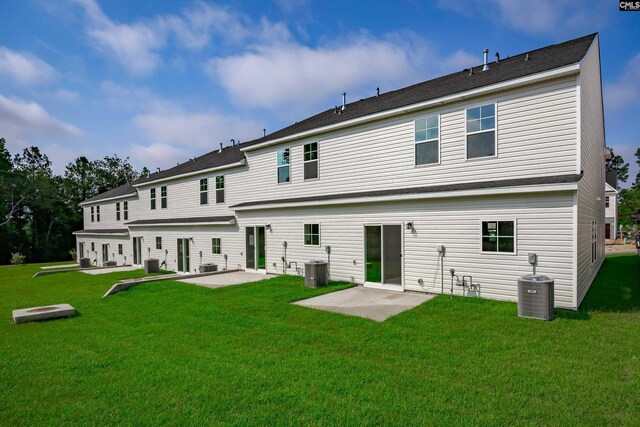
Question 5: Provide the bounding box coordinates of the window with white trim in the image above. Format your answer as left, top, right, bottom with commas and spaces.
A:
90, 206, 94, 222
605, 196, 610, 208
161, 186, 167, 208
212, 238, 221, 254
156, 236, 162, 250
96, 205, 100, 222
91, 242, 95, 252
303, 142, 318, 179
304, 224, 320, 246
118, 244, 123, 255
415, 115, 439, 165
116, 202, 121, 221
200, 178, 208, 205
466, 104, 496, 159
591, 220, 597, 263
277, 148, 290, 183
150, 188, 156, 210
481, 220, 515, 253
216, 176, 225, 204
123, 201, 128, 220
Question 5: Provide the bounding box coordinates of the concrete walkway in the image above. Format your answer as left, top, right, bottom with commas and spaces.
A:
179, 272, 277, 289
293, 286, 435, 322
82, 266, 140, 275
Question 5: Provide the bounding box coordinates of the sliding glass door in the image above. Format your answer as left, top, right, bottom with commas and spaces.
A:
365, 224, 402, 288
246, 226, 266, 271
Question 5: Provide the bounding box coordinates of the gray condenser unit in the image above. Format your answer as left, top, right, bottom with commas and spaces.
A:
517, 275, 555, 320
304, 260, 327, 288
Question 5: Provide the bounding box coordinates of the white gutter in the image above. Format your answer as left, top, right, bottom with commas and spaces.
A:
242, 64, 581, 152
72, 231, 129, 236
126, 219, 236, 227
79, 193, 137, 207
232, 182, 579, 211
133, 159, 246, 188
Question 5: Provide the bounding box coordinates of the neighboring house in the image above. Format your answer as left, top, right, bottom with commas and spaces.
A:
604, 170, 618, 240
74, 33, 606, 310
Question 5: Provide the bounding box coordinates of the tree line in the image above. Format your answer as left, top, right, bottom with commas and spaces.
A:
0, 137, 147, 264
606, 146, 640, 229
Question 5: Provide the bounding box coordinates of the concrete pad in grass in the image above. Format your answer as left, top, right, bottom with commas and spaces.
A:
293, 286, 435, 322
179, 271, 277, 289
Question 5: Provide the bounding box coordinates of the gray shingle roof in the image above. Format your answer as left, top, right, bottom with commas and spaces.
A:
231, 174, 583, 209
82, 182, 136, 204
86, 33, 596, 203
125, 216, 236, 226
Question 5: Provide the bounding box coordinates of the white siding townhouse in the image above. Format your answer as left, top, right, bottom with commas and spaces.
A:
74, 33, 607, 310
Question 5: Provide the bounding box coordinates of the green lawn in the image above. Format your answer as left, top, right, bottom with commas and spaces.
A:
1, 255, 639, 425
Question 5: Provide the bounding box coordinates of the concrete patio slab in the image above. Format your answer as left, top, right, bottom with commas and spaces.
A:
293, 286, 435, 322
179, 271, 277, 289
40, 264, 78, 270
82, 266, 140, 275
13, 304, 76, 324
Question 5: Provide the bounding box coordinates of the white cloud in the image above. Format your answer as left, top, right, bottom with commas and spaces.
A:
605, 53, 640, 111
44, 88, 81, 103
0, 46, 57, 86
134, 110, 262, 149
438, 0, 607, 36
128, 143, 186, 170
0, 95, 83, 151
207, 33, 473, 113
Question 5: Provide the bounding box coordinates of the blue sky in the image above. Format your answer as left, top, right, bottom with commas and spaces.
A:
0, 0, 638, 186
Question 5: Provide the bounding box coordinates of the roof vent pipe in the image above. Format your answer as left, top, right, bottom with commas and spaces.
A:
376, 87, 380, 97
495, 52, 500, 63
219, 142, 223, 153
230, 139, 235, 147
525, 53, 530, 61
341, 92, 346, 111
482, 49, 489, 71
263, 128, 266, 137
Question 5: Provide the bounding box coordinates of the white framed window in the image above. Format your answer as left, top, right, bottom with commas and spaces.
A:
304, 224, 320, 246
212, 238, 221, 254
91, 242, 95, 252
277, 148, 290, 183
414, 115, 439, 165
156, 236, 162, 250
466, 103, 496, 159
150, 188, 156, 210
90, 206, 94, 222
605, 196, 610, 208
161, 186, 167, 209
200, 178, 208, 205
123, 201, 128, 220
116, 202, 121, 221
96, 205, 101, 222
118, 244, 123, 255
481, 220, 515, 253
216, 176, 225, 204
303, 142, 318, 180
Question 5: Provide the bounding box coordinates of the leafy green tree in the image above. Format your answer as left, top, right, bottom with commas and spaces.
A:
606, 147, 629, 188
634, 147, 640, 189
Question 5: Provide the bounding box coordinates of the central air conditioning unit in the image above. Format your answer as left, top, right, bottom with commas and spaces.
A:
517, 275, 555, 320
304, 260, 327, 288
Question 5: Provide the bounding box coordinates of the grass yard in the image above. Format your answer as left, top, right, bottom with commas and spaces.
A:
1, 255, 639, 425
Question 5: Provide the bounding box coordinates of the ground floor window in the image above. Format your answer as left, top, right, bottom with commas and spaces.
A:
481, 220, 515, 253
91, 242, 95, 252
304, 224, 320, 246
156, 236, 162, 250
212, 238, 221, 254
592, 220, 597, 263
118, 244, 123, 255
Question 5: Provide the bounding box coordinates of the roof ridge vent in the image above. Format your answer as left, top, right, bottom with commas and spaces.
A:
482, 48, 489, 71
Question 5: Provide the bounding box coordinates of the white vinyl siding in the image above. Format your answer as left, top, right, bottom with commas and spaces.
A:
77, 236, 130, 266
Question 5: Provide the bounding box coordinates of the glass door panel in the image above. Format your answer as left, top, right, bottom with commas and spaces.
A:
257, 226, 266, 270
246, 227, 256, 270
177, 239, 184, 272
383, 225, 402, 285
365, 226, 382, 283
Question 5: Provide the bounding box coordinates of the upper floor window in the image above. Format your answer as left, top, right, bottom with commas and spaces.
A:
466, 103, 496, 159
161, 186, 167, 208
216, 176, 225, 204
150, 188, 156, 210
90, 206, 94, 222
415, 115, 439, 165
116, 202, 121, 221
96, 206, 101, 222
200, 178, 208, 205
123, 201, 128, 220
212, 238, 221, 254
304, 224, 320, 246
277, 148, 290, 183
303, 142, 318, 180
481, 220, 514, 253
605, 196, 610, 208
156, 236, 162, 250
